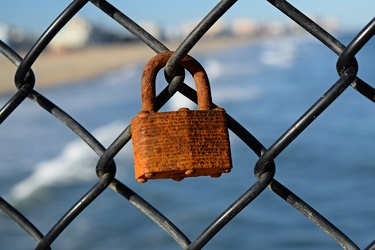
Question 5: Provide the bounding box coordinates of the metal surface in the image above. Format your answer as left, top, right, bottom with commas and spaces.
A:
0, 0, 374, 249
131, 52, 232, 182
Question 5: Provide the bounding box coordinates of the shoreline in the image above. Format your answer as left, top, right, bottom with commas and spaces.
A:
0, 36, 259, 95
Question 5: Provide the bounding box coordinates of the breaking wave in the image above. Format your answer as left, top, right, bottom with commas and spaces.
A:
9, 120, 131, 201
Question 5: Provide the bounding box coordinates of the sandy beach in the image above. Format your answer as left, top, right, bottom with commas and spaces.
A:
0, 37, 256, 95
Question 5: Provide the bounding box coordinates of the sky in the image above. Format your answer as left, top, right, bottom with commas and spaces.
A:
0, 0, 374, 35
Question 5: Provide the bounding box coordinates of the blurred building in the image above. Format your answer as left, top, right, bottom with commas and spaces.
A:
48, 16, 92, 51
231, 18, 258, 36
0, 23, 10, 44
1, 14, 340, 52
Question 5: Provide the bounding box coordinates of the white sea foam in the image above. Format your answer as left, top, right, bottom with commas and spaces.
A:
165, 58, 262, 111
204, 59, 223, 81
166, 84, 262, 111
103, 63, 140, 86
204, 58, 260, 78
259, 41, 297, 68
212, 85, 262, 103
9, 120, 131, 201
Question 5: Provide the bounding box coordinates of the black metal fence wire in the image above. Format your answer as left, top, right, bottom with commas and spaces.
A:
1, 0, 375, 249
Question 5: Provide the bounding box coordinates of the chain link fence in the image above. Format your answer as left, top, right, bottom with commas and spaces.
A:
1, 0, 375, 249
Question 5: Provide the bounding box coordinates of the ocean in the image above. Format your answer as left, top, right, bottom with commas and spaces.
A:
0, 32, 374, 249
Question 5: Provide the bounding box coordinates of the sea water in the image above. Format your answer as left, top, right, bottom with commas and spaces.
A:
0, 32, 374, 249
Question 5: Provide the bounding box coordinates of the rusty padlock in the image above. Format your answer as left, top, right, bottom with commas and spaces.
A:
131, 51, 232, 183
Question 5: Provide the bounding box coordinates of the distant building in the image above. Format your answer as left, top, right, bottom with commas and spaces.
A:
138, 21, 164, 40
181, 19, 230, 38
0, 22, 36, 51
320, 16, 339, 33
48, 16, 92, 51
206, 20, 230, 37
0, 23, 10, 44
262, 21, 287, 36
232, 18, 258, 36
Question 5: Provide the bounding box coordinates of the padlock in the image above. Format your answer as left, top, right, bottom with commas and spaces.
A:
131, 51, 232, 183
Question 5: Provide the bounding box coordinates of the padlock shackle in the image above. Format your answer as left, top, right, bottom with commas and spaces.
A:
141, 51, 213, 112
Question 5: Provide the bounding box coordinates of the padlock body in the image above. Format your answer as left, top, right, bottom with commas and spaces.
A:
131, 108, 232, 182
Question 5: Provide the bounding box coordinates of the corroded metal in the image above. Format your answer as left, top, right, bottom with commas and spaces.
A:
131, 51, 232, 183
